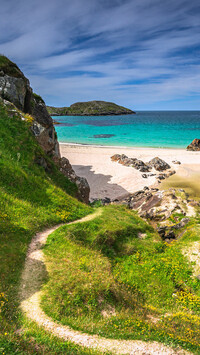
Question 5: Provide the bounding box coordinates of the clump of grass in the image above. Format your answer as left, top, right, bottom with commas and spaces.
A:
0, 55, 25, 79
33, 93, 45, 104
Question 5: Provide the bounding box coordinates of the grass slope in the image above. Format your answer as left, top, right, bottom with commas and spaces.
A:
0, 101, 103, 354
42, 205, 200, 354
0, 55, 25, 79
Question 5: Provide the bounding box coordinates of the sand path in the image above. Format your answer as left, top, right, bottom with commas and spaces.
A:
20, 209, 190, 355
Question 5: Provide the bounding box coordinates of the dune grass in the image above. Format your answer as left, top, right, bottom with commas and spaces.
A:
0, 102, 101, 354
42, 205, 200, 353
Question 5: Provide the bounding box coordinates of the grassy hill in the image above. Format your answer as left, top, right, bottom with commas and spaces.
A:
41, 205, 200, 353
1, 94, 200, 354
0, 100, 101, 354
47, 100, 135, 116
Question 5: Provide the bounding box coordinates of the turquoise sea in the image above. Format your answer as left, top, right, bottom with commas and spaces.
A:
53, 111, 200, 148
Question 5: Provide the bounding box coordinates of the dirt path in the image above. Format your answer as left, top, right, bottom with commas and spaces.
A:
20, 209, 190, 355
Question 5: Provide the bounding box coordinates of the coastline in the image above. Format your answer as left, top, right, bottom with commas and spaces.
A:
60, 143, 200, 201
59, 141, 186, 150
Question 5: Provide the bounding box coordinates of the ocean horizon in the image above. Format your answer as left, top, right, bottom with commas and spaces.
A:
53, 111, 200, 148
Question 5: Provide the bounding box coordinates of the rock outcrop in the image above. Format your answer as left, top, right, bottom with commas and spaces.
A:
187, 139, 200, 151
31, 94, 60, 158
0, 58, 32, 112
59, 157, 90, 203
47, 100, 135, 116
111, 154, 174, 182
114, 187, 197, 241
0, 56, 90, 203
0, 56, 59, 158
111, 154, 151, 172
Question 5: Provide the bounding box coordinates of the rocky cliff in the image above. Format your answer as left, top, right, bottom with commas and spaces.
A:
47, 100, 135, 116
0, 55, 90, 203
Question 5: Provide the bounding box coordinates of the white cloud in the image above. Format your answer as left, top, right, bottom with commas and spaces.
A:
0, 0, 200, 109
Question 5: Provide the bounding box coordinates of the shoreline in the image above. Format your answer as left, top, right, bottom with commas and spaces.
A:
60, 144, 200, 201
59, 141, 185, 150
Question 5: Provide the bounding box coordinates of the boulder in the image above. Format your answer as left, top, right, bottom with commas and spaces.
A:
186, 139, 200, 151
148, 157, 171, 171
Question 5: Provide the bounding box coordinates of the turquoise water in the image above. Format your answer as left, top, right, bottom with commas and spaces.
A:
53, 111, 200, 148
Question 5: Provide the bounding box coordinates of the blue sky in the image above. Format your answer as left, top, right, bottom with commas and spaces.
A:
0, 0, 200, 110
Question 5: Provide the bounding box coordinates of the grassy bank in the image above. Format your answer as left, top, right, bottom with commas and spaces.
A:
0, 102, 103, 354
42, 205, 200, 353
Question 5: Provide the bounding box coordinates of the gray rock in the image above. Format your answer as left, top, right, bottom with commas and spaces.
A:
59, 157, 90, 203
0, 74, 31, 111
172, 218, 190, 230
148, 157, 171, 171
111, 154, 151, 172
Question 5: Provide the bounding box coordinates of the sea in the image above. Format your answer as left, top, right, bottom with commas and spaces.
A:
53, 111, 200, 148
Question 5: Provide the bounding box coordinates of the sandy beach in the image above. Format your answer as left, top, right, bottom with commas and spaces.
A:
60, 144, 200, 201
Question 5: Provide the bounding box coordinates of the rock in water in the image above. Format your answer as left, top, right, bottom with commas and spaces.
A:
148, 157, 171, 171
187, 139, 200, 151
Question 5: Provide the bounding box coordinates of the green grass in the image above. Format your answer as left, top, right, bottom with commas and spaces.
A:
42, 205, 200, 353
0, 55, 25, 79
32, 93, 45, 104
0, 101, 101, 354
1, 92, 200, 354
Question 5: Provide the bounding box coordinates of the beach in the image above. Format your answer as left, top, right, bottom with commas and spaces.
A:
60, 144, 200, 200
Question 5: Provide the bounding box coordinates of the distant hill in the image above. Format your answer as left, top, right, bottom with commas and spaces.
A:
47, 100, 135, 116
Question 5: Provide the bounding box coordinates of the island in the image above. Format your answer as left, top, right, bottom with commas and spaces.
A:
47, 100, 135, 116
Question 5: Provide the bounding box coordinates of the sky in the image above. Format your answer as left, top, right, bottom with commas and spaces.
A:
0, 0, 200, 110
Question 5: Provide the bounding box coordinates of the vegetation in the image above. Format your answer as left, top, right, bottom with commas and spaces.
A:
0, 101, 99, 354
32, 93, 45, 104
42, 205, 200, 353
0, 55, 200, 354
47, 100, 135, 116
0, 55, 25, 79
